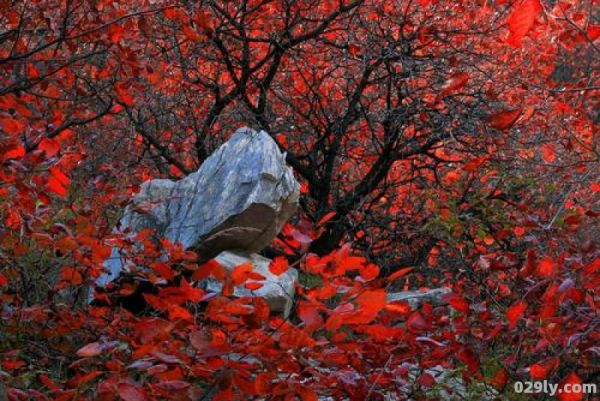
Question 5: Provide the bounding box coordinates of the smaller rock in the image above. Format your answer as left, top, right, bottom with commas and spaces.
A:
204, 251, 297, 318
387, 288, 451, 309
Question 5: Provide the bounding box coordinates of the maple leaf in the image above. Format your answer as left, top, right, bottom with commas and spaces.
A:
506, 0, 542, 47
487, 108, 522, 130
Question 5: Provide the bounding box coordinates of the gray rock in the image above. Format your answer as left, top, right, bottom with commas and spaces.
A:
204, 251, 297, 318
387, 288, 451, 309
411, 365, 498, 401
95, 128, 299, 288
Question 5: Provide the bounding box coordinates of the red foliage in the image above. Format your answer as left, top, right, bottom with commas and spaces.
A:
0, 0, 598, 400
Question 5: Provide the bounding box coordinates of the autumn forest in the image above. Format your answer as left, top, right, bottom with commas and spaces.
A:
0, 0, 598, 400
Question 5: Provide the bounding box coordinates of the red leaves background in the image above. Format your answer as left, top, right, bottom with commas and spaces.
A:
506, 0, 542, 47
0, 0, 598, 400
487, 108, 522, 130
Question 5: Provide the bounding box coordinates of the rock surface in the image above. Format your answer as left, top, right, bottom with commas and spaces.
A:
96, 128, 300, 287
387, 287, 451, 308
204, 251, 297, 318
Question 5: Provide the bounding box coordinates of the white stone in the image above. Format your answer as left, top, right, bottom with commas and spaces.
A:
387, 288, 451, 308
205, 251, 297, 318
95, 128, 300, 288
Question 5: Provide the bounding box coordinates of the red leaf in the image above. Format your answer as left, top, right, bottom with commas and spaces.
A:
76, 342, 103, 357
244, 282, 264, 291
541, 143, 556, 163
356, 289, 387, 315
587, 24, 600, 41
168, 304, 193, 321
443, 293, 470, 314
68, 370, 103, 387
5, 209, 21, 230
536, 257, 558, 278
344, 289, 387, 325
506, 300, 527, 329
39, 138, 60, 157
118, 383, 148, 401
297, 386, 318, 401
194, 10, 213, 35
39, 373, 62, 391
417, 372, 436, 388
192, 259, 226, 281
388, 267, 414, 281
407, 311, 430, 333
0, 273, 7, 286
268, 257, 289, 276
317, 211, 337, 226
557, 372, 583, 401
458, 347, 480, 373
151, 262, 175, 280
155, 381, 190, 391
440, 72, 469, 96
385, 301, 411, 314
360, 263, 380, 281
0, 117, 25, 134
47, 166, 70, 197
490, 367, 509, 388
529, 357, 559, 379
3, 144, 25, 160
115, 82, 135, 107
60, 267, 83, 285
231, 262, 254, 286
487, 108, 522, 130
506, 0, 542, 47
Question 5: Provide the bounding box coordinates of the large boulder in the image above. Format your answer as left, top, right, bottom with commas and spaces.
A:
205, 251, 297, 318
95, 128, 300, 287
